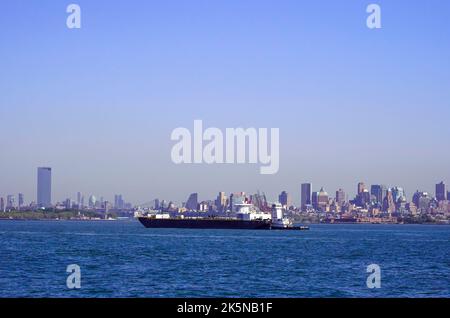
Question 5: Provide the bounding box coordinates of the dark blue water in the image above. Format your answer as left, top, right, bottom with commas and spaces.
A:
0, 220, 449, 297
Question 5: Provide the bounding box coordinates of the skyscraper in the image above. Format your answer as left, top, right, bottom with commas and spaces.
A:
185, 193, 198, 211
311, 191, 319, 210
215, 192, 227, 212
64, 198, 72, 209
301, 183, 312, 209
0, 197, 4, 212
317, 187, 329, 211
7, 195, 15, 209
383, 189, 396, 213
18, 193, 24, 208
114, 194, 124, 209
436, 181, 446, 201
335, 188, 346, 205
357, 182, 366, 195
154, 198, 160, 210
370, 184, 386, 204
37, 167, 52, 208
391, 186, 406, 204
355, 181, 370, 207
278, 191, 291, 208
89, 195, 97, 208
413, 191, 431, 211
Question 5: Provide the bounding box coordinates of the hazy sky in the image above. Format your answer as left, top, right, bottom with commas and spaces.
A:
1, 0, 449, 205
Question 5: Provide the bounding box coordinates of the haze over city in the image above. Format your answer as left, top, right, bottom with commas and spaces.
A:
1, 0, 450, 205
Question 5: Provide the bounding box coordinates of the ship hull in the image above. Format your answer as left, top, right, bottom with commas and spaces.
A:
138, 217, 271, 230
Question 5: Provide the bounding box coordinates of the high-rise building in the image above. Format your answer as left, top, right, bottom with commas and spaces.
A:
114, 194, 124, 209
382, 189, 396, 213
89, 195, 97, 208
355, 182, 369, 206
301, 183, 312, 209
413, 191, 431, 211
370, 184, 386, 203
64, 198, 72, 209
436, 181, 446, 201
357, 182, 366, 195
104, 201, 111, 214
278, 191, 291, 208
215, 192, 227, 212
317, 187, 329, 211
335, 188, 346, 205
7, 195, 15, 209
154, 198, 160, 210
311, 191, 319, 209
0, 197, 4, 212
77, 192, 82, 207
391, 187, 406, 204
370, 185, 386, 204
448, 191, 450, 201
355, 183, 371, 206
18, 193, 24, 208
185, 193, 198, 211
37, 167, 52, 208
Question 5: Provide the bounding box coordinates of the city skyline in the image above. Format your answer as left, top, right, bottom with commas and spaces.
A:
1, 166, 448, 208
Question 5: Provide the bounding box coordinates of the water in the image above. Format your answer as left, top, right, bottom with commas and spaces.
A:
0, 220, 449, 297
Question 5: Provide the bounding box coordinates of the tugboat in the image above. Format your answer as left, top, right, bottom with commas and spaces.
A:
270, 203, 309, 230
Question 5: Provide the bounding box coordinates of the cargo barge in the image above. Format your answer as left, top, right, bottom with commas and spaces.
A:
138, 216, 272, 230
137, 203, 309, 230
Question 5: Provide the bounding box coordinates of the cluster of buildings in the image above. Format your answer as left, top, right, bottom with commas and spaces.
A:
54, 192, 134, 214
297, 182, 450, 223
2, 167, 450, 223
0, 167, 52, 212
151, 191, 271, 215
0, 167, 133, 214
148, 181, 450, 224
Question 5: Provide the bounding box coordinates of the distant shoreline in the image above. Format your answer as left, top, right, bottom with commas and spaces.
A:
0, 209, 121, 222
0, 218, 124, 222
0, 218, 448, 225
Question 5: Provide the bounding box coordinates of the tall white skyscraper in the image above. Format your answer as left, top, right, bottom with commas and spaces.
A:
37, 167, 52, 208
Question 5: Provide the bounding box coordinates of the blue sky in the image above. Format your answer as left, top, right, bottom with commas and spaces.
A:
1, 0, 449, 205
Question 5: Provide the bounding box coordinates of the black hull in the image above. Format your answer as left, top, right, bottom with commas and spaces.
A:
138, 217, 271, 230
